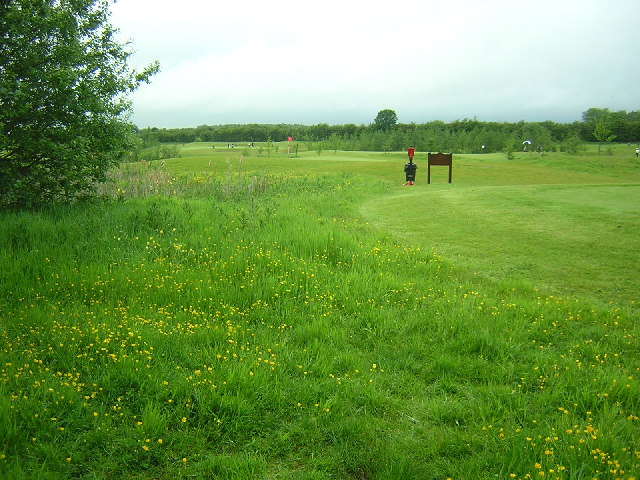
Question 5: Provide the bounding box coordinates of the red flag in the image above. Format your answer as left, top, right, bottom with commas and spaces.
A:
288, 136, 293, 142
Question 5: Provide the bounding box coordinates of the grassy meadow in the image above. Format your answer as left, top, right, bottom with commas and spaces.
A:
1, 142, 639, 479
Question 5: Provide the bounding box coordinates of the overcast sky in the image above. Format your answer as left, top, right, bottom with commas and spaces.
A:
109, 0, 640, 128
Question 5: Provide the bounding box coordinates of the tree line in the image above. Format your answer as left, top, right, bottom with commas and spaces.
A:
138, 108, 640, 154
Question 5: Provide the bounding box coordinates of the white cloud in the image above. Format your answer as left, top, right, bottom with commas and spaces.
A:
110, 0, 640, 127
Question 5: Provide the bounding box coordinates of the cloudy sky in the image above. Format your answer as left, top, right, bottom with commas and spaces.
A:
110, 0, 640, 128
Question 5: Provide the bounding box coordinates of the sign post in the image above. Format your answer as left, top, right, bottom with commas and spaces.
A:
427, 152, 453, 184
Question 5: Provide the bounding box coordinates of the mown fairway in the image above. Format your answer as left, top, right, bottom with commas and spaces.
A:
364, 181, 639, 306
1, 143, 639, 479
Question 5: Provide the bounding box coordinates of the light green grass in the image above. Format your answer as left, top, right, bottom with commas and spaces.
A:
363, 183, 640, 307
1, 145, 639, 479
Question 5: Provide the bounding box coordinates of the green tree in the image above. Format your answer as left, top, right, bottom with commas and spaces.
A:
0, 0, 158, 208
582, 107, 606, 123
308, 123, 331, 140
592, 113, 617, 155
373, 109, 398, 131
327, 133, 341, 154
503, 138, 517, 160
561, 133, 586, 154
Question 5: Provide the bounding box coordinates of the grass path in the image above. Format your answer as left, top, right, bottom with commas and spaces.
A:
361, 182, 640, 308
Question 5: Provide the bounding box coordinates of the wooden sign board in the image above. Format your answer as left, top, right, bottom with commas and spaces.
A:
427, 152, 452, 184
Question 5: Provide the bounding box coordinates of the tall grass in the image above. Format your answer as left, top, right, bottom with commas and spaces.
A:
0, 147, 638, 479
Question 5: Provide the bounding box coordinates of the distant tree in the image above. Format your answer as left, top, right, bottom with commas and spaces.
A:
561, 133, 586, 154
503, 138, 517, 160
582, 107, 607, 123
627, 111, 640, 122
266, 138, 274, 158
308, 123, 331, 140
373, 109, 398, 131
327, 134, 341, 154
592, 113, 617, 155
0, 0, 158, 208
337, 123, 359, 138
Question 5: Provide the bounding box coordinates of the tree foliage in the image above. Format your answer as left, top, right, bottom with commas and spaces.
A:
373, 109, 398, 131
140, 109, 639, 155
0, 0, 158, 208
589, 109, 617, 155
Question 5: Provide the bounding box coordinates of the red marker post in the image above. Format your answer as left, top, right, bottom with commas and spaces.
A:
287, 136, 293, 156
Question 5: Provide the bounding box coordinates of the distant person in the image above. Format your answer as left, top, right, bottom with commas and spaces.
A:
635, 148, 639, 157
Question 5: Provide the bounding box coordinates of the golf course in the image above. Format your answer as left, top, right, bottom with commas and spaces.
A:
1, 143, 638, 479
